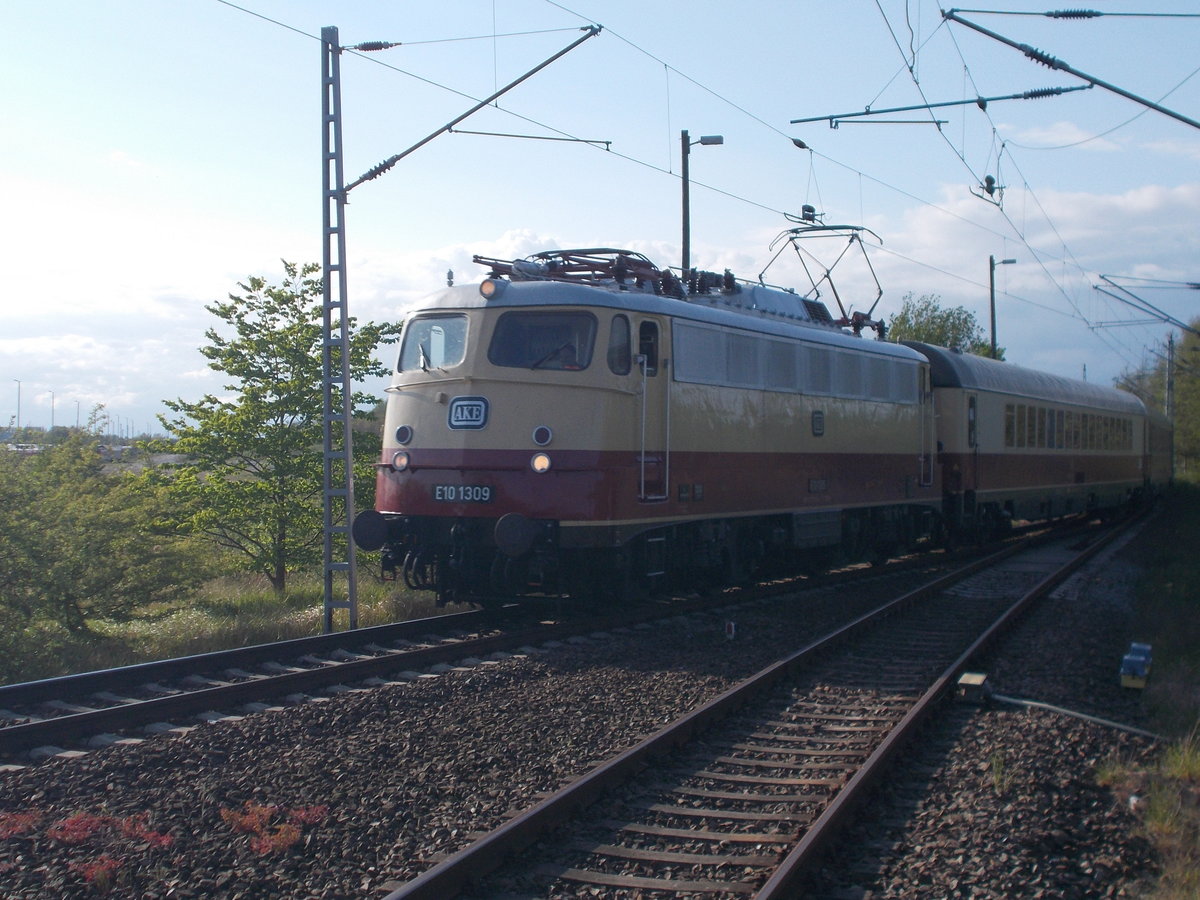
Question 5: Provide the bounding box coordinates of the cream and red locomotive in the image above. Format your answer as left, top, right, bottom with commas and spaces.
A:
352, 248, 1168, 604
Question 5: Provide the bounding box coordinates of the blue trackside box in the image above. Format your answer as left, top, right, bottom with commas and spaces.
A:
1120, 642, 1152, 689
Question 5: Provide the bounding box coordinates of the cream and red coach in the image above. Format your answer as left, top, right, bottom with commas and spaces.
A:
904, 341, 1165, 538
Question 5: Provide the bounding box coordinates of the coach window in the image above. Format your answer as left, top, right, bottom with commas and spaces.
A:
1005, 404, 1015, 447
1016, 405, 1027, 448
607, 314, 631, 375
638, 321, 659, 376
967, 396, 977, 448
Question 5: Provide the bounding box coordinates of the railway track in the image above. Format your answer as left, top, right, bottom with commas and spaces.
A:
0, 522, 1075, 769
384, 521, 1125, 899
0, 523, 1073, 768
0, 548, 959, 763
0, 607, 516, 761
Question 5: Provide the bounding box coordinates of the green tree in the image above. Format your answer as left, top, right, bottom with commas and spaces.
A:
1115, 324, 1200, 479
888, 292, 1003, 359
0, 433, 200, 637
152, 261, 402, 595
1175, 327, 1200, 477
1115, 359, 1167, 412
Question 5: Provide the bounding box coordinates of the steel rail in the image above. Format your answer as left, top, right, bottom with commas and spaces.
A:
0, 612, 666, 757
383, 539, 1032, 900
0, 607, 492, 708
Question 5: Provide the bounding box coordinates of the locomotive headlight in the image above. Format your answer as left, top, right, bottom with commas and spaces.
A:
394, 424, 413, 445
390, 450, 411, 472
530, 452, 552, 474
479, 278, 506, 299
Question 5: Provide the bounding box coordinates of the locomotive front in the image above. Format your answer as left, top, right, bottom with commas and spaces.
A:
352, 261, 654, 605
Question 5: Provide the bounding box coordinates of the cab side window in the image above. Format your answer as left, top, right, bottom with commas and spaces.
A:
607, 314, 631, 375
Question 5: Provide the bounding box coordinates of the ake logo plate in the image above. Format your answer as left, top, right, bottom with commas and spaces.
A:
448, 396, 489, 430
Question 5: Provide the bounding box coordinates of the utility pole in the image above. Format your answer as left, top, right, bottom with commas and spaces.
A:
1167, 333, 1176, 475
989, 255, 1016, 359
680, 130, 723, 274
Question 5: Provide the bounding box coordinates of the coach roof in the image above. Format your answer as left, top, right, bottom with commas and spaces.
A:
904, 341, 1146, 415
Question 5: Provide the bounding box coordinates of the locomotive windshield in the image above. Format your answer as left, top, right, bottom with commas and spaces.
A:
398, 315, 467, 372
488, 311, 597, 370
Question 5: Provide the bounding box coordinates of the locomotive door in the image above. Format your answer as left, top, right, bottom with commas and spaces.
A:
919, 365, 934, 486
966, 393, 979, 492
636, 318, 669, 501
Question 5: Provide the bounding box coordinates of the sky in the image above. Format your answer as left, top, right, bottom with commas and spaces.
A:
3, 0, 1199, 436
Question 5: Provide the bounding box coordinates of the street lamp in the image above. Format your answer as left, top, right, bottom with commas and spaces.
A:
989, 255, 1016, 360
681, 129, 723, 274
11, 380, 19, 436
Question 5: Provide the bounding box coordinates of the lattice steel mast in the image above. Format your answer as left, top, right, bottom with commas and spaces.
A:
320, 26, 357, 632
318, 24, 600, 632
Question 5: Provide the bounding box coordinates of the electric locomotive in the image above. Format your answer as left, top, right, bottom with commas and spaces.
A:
352, 249, 943, 605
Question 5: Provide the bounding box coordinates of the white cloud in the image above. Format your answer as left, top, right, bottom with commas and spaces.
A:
1139, 138, 1200, 162
1002, 120, 1123, 152
107, 149, 145, 169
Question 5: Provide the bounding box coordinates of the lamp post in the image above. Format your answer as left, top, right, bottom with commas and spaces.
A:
989, 255, 1016, 359
681, 129, 723, 274
12, 380, 19, 436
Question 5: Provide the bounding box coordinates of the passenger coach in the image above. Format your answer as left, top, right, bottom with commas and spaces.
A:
904, 341, 1159, 539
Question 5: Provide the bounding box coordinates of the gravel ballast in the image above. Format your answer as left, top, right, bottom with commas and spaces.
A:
0, 536, 1163, 898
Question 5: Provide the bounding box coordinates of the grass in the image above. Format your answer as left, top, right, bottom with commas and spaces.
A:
987, 749, 1017, 796
1, 572, 458, 684
112, 572, 459, 661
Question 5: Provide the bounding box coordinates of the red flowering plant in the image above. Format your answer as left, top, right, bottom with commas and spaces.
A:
219, 801, 331, 855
